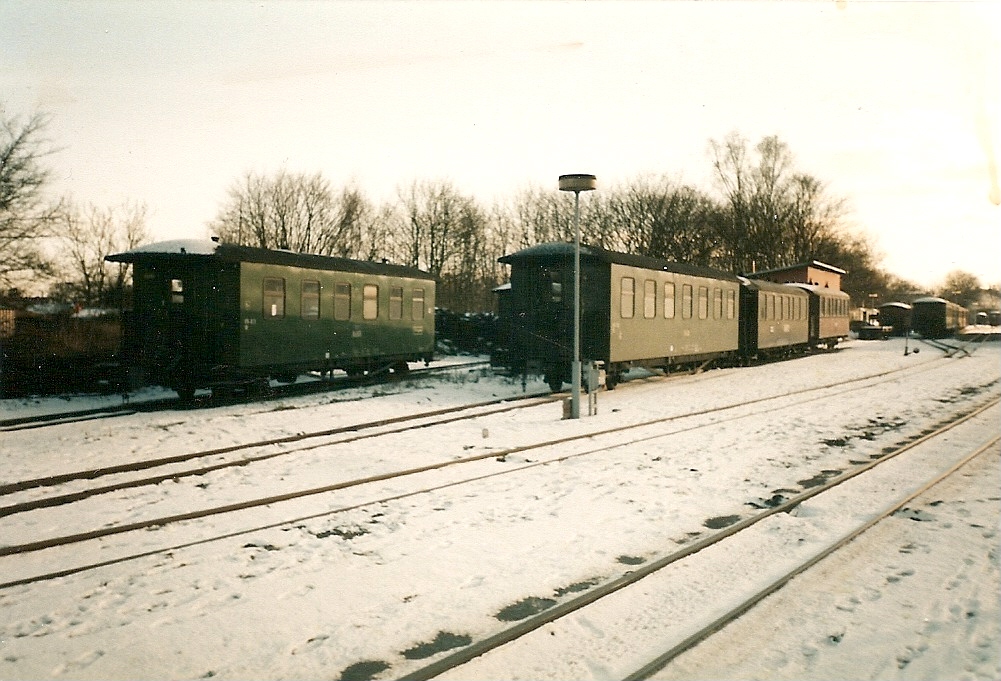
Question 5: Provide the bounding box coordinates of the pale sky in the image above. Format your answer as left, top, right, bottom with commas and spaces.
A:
2, 0, 998, 289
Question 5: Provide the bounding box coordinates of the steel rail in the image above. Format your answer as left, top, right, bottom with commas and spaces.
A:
0, 360, 491, 431
0, 351, 959, 525
623, 432, 1000, 680
394, 397, 999, 681
0, 358, 986, 587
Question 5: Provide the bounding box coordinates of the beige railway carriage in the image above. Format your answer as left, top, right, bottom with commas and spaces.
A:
499, 242, 741, 390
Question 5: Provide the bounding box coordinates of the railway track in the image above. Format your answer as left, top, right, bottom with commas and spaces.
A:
0, 344, 957, 501
917, 333, 992, 357
0, 350, 986, 589
1, 342, 997, 680
403, 399, 999, 681
0, 360, 492, 432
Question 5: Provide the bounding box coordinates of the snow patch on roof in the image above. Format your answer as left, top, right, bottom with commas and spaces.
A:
123, 239, 220, 256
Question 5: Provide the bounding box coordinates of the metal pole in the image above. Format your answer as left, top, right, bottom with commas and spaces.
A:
572, 189, 581, 419
558, 173, 595, 420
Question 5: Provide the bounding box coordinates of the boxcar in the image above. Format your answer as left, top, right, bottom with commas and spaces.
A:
498, 242, 741, 390
738, 278, 810, 358
107, 239, 435, 399
877, 302, 912, 336
911, 296, 967, 338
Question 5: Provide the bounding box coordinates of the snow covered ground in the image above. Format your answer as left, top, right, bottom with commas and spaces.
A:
0, 337, 998, 680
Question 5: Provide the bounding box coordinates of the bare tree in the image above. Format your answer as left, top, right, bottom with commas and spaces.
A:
939, 270, 982, 309
784, 173, 847, 263
393, 179, 499, 311
0, 108, 61, 289
708, 131, 754, 273
210, 170, 374, 258
397, 179, 471, 275
709, 131, 856, 275
747, 135, 795, 265
596, 175, 724, 266
54, 199, 150, 306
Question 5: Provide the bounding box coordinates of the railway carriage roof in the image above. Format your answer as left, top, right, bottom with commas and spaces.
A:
107, 239, 435, 280
737, 277, 811, 295
787, 283, 852, 299
499, 242, 741, 282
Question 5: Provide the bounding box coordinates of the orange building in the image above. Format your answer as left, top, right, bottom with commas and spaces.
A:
746, 260, 845, 291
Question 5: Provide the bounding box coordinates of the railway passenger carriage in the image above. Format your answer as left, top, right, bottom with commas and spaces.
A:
108, 239, 435, 399
911, 296, 968, 338
499, 242, 742, 390
737, 278, 810, 357
876, 302, 912, 336
792, 284, 851, 348
495, 242, 853, 392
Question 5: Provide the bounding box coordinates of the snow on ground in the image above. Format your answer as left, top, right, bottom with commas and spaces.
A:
653, 444, 1000, 681
0, 338, 998, 680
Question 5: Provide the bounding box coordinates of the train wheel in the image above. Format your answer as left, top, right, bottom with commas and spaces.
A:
605, 372, 620, 390
392, 361, 410, 376
175, 386, 196, 403
546, 375, 563, 392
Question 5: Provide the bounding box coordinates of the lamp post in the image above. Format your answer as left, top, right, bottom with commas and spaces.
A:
558, 173, 597, 419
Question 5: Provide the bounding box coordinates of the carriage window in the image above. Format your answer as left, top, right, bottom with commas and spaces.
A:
621, 277, 635, 319
698, 286, 709, 320
363, 284, 379, 320
780, 295, 787, 321
546, 269, 563, 302
301, 280, 320, 320
263, 277, 285, 318
334, 282, 351, 320
767, 294, 776, 320
170, 279, 184, 304
760, 294, 768, 320
643, 280, 656, 318
713, 288, 723, 320
389, 286, 404, 320
412, 288, 426, 320
727, 289, 736, 319
664, 282, 676, 319
682, 284, 693, 319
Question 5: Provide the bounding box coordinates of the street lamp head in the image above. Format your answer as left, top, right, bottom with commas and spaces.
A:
559, 174, 597, 193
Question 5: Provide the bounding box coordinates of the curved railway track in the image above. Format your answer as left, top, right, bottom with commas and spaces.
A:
0, 350, 988, 588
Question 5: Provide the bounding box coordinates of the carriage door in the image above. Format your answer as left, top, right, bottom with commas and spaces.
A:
535, 266, 568, 360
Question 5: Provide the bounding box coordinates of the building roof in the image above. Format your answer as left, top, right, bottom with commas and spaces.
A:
747, 260, 847, 277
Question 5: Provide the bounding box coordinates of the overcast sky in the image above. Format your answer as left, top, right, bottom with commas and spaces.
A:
2, 0, 998, 289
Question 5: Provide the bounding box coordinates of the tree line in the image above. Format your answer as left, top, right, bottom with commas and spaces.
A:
1, 105, 992, 313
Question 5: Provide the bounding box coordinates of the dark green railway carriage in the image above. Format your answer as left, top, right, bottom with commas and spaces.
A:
737, 278, 811, 357
107, 239, 435, 398
911, 296, 967, 339
877, 302, 912, 336
499, 242, 741, 390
